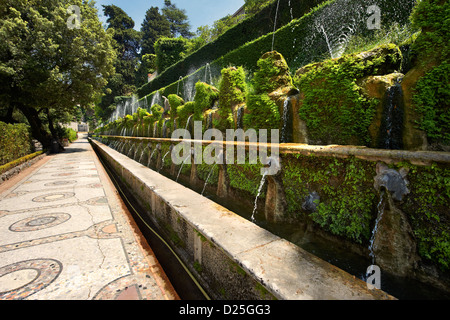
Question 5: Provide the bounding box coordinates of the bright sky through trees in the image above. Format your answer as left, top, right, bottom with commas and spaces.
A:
95, 0, 245, 32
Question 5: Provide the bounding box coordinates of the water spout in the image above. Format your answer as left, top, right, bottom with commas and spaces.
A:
281, 97, 293, 143
271, 0, 281, 52
251, 171, 268, 223
204, 63, 212, 85
176, 154, 191, 182
369, 190, 386, 265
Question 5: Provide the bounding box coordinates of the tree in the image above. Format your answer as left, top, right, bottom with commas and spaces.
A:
162, 0, 194, 38
0, 0, 115, 149
140, 7, 171, 56
135, 53, 157, 88
96, 4, 140, 121
244, 0, 273, 15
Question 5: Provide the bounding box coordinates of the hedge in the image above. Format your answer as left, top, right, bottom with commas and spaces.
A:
135, 0, 415, 105
136, 0, 325, 98
0, 122, 34, 166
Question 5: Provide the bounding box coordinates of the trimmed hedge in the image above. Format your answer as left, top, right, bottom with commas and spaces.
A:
0, 122, 34, 166
136, 0, 415, 105
136, 0, 325, 98
0, 151, 44, 175
155, 37, 189, 74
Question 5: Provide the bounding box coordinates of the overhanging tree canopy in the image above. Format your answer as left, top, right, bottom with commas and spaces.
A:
0, 0, 116, 148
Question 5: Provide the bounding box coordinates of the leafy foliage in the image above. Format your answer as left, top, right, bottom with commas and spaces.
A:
0, 122, 33, 166
413, 62, 450, 145
409, 0, 450, 147
162, 0, 193, 38
140, 7, 171, 56
0, 0, 115, 147
293, 44, 402, 145
154, 37, 188, 73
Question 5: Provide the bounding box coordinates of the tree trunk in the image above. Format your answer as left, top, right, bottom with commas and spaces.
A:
45, 108, 65, 152
17, 104, 53, 151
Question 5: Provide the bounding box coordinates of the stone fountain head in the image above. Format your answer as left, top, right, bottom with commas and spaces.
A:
261, 156, 281, 177
374, 162, 410, 201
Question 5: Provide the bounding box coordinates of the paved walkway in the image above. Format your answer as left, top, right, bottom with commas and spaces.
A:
0, 135, 179, 300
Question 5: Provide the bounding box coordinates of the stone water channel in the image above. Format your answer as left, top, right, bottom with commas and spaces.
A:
93, 135, 450, 300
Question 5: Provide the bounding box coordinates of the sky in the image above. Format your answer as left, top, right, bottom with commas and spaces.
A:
95, 0, 246, 33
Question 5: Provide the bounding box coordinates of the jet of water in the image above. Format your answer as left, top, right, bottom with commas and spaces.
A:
271, 0, 281, 52
176, 154, 191, 182
369, 191, 386, 265
251, 172, 268, 223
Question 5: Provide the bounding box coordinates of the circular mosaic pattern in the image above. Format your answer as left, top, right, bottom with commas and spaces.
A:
0, 259, 62, 300
44, 181, 77, 187
52, 172, 77, 177
9, 213, 71, 232
32, 192, 75, 203
85, 197, 108, 206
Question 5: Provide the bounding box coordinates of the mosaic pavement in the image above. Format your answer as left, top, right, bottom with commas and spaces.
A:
0, 136, 178, 300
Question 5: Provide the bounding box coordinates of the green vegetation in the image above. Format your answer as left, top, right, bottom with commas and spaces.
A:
193, 82, 219, 122
244, 51, 292, 131
136, 0, 325, 98
155, 37, 189, 74
0, 0, 115, 149
0, 151, 44, 175
293, 44, 402, 145
282, 154, 375, 244
413, 62, 450, 145
168, 94, 185, 119
216, 67, 247, 131
398, 162, 450, 270
409, 0, 450, 147
0, 122, 33, 166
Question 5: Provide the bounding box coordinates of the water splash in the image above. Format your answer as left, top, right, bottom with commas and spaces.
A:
159, 150, 171, 172
204, 63, 212, 85
151, 91, 162, 107
177, 76, 184, 97
369, 190, 386, 265
236, 106, 244, 130
176, 154, 191, 182
379, 79, 404, 150
201, 164, 217, 196
148, 147, 158, 167
185, 115, 194, 136
281, 98, 293, 143
251, 172, 268, 223
271, 0, 281, 51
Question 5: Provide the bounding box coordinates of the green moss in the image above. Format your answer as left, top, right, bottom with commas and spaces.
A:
413, 61, 450, 145
168, 94, 185, 119
252, 51, 293, 94
193, 261, 203, 273
410, 0, 449, 64
409, 0, 449, 147
227, 160, 264, 198
193, 82, 219, 122
399, 162, 450, 270
282, 154, 376, 244
0, 151, 43, 175
177, 101, 195, 127
244, 93, 281, 131
150, 104, 164, 121
293, 44, 402, 145
216, 67, 247, 131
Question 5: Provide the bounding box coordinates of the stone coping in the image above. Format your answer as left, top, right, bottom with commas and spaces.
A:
97, 136, 450, 166
91, 138, 395, 300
